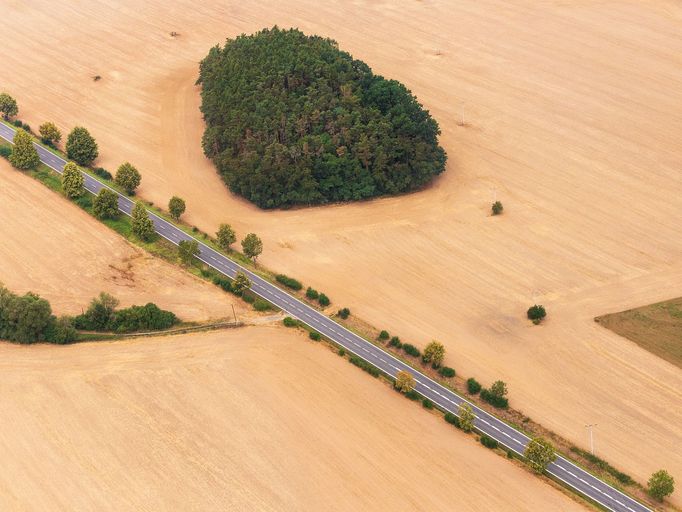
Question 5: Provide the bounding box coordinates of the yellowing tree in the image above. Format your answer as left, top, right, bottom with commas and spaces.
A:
458, 403, 475, 432
39, 122, 62, 145
395, 370, 416, 393
9, 129, 39, 170
524, 437, 556, 474
423, 340, 445, 367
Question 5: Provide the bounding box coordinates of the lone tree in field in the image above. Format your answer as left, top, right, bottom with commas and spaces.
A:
491, 200, 503, 215
0, 92, 18, 120
232, 271, 251, 295
115, 162, 141, 195
178, 239, 199, 266
241, 233, 263, 262
197, 27, 447, 208
524, 436, 556, 474
93, 188, 119, 219
66, 126, 98, 166
648, 470, 674, 501
422, 340, 445, 367
216, 223, 236, 251
395, 370, 416, 394
527, 304, 546, 325
490, 380, 507, 400
131, 202, 155, 242
9, 129, 39, 170
61, 162, 85, 198
168, 196, 186, 221
458, 403, 475, 432
39, 122, 62, 146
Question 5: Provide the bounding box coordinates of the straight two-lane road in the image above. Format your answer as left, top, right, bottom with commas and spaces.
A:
0, 122, 651, 512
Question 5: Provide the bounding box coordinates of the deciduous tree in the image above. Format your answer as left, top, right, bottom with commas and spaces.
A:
423, 340, 445, 367
241, 233, 263, 262
66, 126, 98, 166
131, 202, 155, 241
39, 122, 62, 145
232, 271, 251, 295
648, 469, 674, 501
524, 437, 556, 474
216, 223, 236, 251
395, 370, 416, 393
490, 380, 508, 399
115, 162, 141, 195
93, 188, 119, 219
9, 129, 39, 170
178, 239, 199, 266
61, 162, 85, 198
168, 195, 186, 221
458, 403, 475, 432
0, 92, 18, 120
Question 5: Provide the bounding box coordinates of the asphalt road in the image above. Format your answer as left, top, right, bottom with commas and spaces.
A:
0, 122, 651, 512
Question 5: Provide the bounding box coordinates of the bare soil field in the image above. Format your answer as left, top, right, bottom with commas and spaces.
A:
0, 159, 245, 322
0, 326, 583, 511
596, 297, 682, 369
3, 0, 682, 500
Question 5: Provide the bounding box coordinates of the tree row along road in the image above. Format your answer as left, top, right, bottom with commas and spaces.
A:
0, 123, 650, 512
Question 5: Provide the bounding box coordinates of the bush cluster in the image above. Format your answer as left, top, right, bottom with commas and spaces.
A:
198, 27, 447, 208
253, 299, 271, 312
438, 366, 456, 378
283, 316, 298, 327
309, 331, 321, 341
73, 293, 177, 333
0, 146, 11, 159
337, 307, 350, 319
318, 293, 330, 307
405, 390, 420, 401
389, 336, 402, 348
466, 378, 482, 395
444, 413, 460, 428
349, 355, 380, 377
212, 275, 233, 293
378, 330, 390, 340
305, 287, 319, 299
422, 398, 434, 409
94, 167, 113, 180
402, 343, 421, 358
276, 274, 303, 290
568, 447, 634, 485
480, 389, 509, 409
480, 435, 499, 449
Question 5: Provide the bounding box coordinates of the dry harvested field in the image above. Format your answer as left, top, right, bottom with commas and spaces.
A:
3, 0, 682, 501
0, 326, 584, 511
0, 159, 245, 322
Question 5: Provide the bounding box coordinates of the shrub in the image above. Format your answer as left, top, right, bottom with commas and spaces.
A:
212, 276, 232, 293
491, 200, 504, 215
337, 307, 350, 319
253, 299, 271, 311
39, 122, 62, 145
480, 435, 499, 449
283, 316, 298, 327
422, 398, 434, 409
395, 370, 415, 392
198, 27, 447, 208
94, 167, 112, 180
12, 119, 23, 128
309, 331, 321, 341
66, 126, 98, 166
305, 287, 319, 300
402, 343, 421, 358
405, 390, 420, 401
349, 355, 380, 377
378, 330, 390, 340
438, 366, 456, 378
444, 413, 460, 428
242, 293, 255, 304
527, 304, 546, 324
467, 378, 482, 395
0, 146, 11, 159
338, 348, 345, 357
422, 340, 445, 367
44, 316, 77, 344
318, 293, 330, 307
389, 336, 402, 348
276, 274, 303, 290
481, 389, 509, 409
112, 303, 177, 333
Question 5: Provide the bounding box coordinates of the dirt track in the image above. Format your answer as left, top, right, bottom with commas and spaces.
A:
0, 327, 584, 511
2, 0, 681, 501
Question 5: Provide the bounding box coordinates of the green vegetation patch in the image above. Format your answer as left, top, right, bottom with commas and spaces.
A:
198, 27, 446, 208
595, 298, 682, 369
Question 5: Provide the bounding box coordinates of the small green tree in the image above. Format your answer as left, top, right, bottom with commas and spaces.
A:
168, 195, 186, 221
9, 129, 39, 170
178, 239, 199, 266
131, 202, 155, 241
648, 470, 674, 501
115, 162, 141, 195
232, 271, 251, 295
93, 188, 119, 219
39, 122, 62, 145
395, 370, 416, 393
66, 126, 98, 166
0, 92, 18, 120
241, 233, 263, 262
491, 200, 503, 215
527, 304, 546, 324
216, 223, 236, 251
524, 437, 556, 474
490, 380, 508, 399
61, 162, 85, 198
458, 403, 475, 432
423, 340, 445, 367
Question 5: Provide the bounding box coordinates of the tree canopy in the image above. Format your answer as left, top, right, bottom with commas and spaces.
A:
9, 129, 39, 170
66, 126, 98, 166
168, 195, 186, 220
62, 162, 85, 198
39, 122, 62, 145
0, 93, 18, 120
198, 27, 447, 208
115, 162, 141, 195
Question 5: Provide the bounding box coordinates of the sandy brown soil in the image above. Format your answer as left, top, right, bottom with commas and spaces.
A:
0, 326, 584, 511
596, 297, 682, 369
0, 159, 245, 322
3, 0, 682, 501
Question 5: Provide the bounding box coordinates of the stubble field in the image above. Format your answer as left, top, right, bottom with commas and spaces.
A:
2, 0, 681, 502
